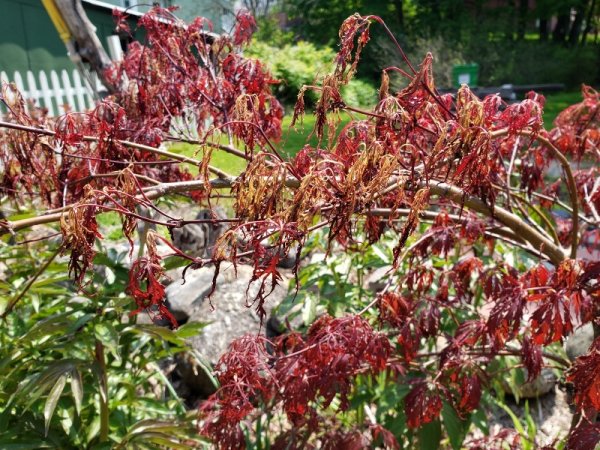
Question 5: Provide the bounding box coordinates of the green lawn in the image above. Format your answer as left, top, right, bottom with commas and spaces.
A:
168, 113, 351, 176
543, 90, 582, 128
167, 90, 583, 175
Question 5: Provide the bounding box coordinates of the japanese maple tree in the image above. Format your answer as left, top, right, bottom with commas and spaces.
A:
0, 7, 599, 449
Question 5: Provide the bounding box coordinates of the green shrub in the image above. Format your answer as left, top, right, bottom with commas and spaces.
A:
371, 32, 599, 89
246, 40, 336, 104
246, 40, 377, 107
373, 34, 466, 89
341, 78, 378, 107
472, 40, 600, 88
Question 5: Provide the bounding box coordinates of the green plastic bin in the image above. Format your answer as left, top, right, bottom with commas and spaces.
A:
452, 63, 479, 88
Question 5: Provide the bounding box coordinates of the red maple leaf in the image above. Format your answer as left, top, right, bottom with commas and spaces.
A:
566, 338, 600, 412
566, 421, 600, 450
404, 381, 442, 428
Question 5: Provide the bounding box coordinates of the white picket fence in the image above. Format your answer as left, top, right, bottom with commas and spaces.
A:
0, 69, 101, 116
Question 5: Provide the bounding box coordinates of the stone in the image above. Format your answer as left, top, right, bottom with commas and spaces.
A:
277, 245, 300, 269
170, 207, 227, 259
365, 265, 394, 292
501, 368, 557, 399
565, 323, 594, 362
173, 264, 289, 397
518, 369, 557, 399
165, 263, 239, 322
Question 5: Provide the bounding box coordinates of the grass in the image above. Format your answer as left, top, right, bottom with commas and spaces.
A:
166, 90, 583, 175
167, 113, 352, 176
543, 90, 582, 128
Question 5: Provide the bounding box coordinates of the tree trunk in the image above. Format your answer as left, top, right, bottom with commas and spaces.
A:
517, 0, 529, 40
53, 0, 117, 94
552, 10, 570, 43
539, 17, 549, 41
581, 0, 597, 45
568, 6, 585, 45
393, 0, 404, 29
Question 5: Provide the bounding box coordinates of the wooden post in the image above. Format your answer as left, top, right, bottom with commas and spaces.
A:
51, 0, 118, 94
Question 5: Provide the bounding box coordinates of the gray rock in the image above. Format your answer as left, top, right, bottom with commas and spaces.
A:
170, 207, 227, 258
165, 264, 238, 322
518, 369, 557, 399
277, 245, 300, 269
365, 265, 394, 292
501, 368, 557, 399
174, 264, 289, 396
565, 323, 594, 362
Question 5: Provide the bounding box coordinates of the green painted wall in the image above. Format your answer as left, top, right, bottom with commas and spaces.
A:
0, 0, 227, 77
0, 0, 70, 74
0, 0, 136, 76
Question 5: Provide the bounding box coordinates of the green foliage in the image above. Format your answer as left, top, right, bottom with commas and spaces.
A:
543, 91, 584, 128
246, 40, 336, 104
468, 40, 599, 88
374, 34, 466, 89
246, 40, 377, 107
280, 0, 600, 87
253, 16, 295, 47
340, 79, 378, 109
0, 237, 207, 449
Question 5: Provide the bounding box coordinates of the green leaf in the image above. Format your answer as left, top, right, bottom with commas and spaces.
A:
470, 408, 489, 435
70, 369, 83, 416
0, 440, 52, 450
67, 313, 95, 334
301, 293, 317, 326
371, 244, 390, 264
19, 313, 72, 344
127, 432, 196, 449
418, 420, 442, 450
104, 267, 116, 285
94, 323, 120, 359
496, 399, 532, 449
126, 324, 186, 346
44, 374, 67, 437
17, 360, 83, 410
442, 402, 469, 450
31, 275, 70, 288
189, 350, 219, 390
175, 322, 209, 339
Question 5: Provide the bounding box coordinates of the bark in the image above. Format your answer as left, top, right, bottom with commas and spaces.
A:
393, 0, 404, 29
53, 0, 117, 94
568, 6, 585, 45
517, 0, 529, 40
539, 17, 549, 41
552, 10, 570, 43
581, 0, 597, 45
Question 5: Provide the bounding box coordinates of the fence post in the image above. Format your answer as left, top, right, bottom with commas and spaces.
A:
72, 69, 89, 111
12, 72, 27, 112
50, 70, 65, 115
61, 70, 76, 112
26, 71, 41, 110
38, 71, 55, 116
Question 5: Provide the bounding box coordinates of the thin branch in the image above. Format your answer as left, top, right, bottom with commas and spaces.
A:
427, 180, 566, 265
0, 120, 230, 179
0, 246, 61, 319
491, 128, 579, 258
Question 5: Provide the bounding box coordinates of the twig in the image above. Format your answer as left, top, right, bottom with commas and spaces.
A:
0, 246, 61, 319
427, 180, 566, 265
0, 120, 229, 179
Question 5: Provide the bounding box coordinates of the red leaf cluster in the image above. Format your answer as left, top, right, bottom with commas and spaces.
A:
200, 315, 391, 447
127, 232, 177, 327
